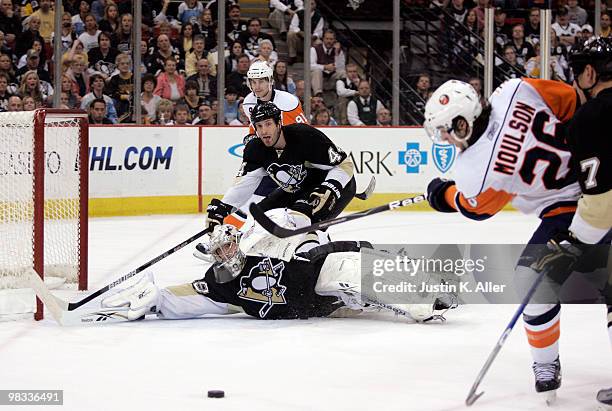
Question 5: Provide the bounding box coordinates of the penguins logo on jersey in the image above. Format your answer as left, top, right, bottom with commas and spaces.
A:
266, 163, 307, 192
238, 258, 287, 318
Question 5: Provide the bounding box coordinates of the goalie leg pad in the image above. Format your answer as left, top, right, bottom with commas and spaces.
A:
157, 284, 234, 319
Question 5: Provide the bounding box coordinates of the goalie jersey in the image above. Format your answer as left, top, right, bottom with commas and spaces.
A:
443, 78, 581, 219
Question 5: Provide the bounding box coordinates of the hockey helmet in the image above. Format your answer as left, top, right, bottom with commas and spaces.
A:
209, 224, 246, 283
247, 61, 274, 92
423, 80, 482, 145
251, 101, 282, 126
569, 36, 612, 78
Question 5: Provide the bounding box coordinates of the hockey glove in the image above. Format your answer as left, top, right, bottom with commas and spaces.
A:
206, 198, 233, 230
427, 178, 457, 213
308, 180, 342, 218
530, 231, 585, 284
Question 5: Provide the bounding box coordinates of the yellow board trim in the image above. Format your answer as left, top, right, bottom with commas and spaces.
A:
89, 194, 517, 217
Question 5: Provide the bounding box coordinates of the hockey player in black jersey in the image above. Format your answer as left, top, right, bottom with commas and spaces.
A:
530, 36, 612, 408
204, 101, 356, 231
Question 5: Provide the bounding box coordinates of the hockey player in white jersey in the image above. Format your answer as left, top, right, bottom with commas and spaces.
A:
102, 209, 455, 322
423, 78, 583, 400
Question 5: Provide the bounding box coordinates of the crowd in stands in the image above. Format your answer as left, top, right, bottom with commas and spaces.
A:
0, 0, 603, 126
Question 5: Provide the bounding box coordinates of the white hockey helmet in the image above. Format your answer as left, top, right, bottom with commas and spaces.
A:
209, 224, 246, 283
247, 61, 274, 92
423, 80, 482, 145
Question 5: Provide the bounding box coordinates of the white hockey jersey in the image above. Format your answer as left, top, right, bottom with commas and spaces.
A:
242, 89, 307, 134
444, 78, 581, 219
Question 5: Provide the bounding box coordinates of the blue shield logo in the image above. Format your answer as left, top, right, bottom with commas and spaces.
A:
432, 143, 456, 173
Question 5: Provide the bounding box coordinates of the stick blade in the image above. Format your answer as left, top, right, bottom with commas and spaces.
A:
355, 176, 376, 200
465, 390, 484, 406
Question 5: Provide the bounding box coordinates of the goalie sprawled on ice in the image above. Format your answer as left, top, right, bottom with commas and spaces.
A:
101, 209, 457, 323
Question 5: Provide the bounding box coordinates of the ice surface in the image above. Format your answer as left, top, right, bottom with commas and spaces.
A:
0, 212, 609, 411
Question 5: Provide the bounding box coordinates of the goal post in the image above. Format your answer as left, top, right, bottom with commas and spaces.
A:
0, 109, 88, 321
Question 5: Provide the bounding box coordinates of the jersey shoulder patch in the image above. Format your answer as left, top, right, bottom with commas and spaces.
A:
272, 91, 300, 111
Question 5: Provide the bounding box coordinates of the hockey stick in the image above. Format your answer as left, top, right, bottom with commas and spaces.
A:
465, 267, 550, 406
354, 176, 376, 200
249, 193, 427, 238
30, 227, 212, 325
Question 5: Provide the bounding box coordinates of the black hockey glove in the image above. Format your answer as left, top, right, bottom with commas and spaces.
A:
427, 178, 457, 213
206, 198, 233, 230
308, 180, 342, 218
530, 231, 585, 284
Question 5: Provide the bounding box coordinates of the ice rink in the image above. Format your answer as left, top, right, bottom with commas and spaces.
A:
1, 211, 610, 411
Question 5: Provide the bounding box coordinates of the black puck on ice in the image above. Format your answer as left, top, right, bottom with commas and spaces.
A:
207, 390, 225, 398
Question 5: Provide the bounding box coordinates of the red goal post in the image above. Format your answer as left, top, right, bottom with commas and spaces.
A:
0, 109, 88, 320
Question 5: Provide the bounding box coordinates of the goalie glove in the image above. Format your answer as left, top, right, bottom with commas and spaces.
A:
206, 198, 233, 230
307, 180, 342, 218
101, 272, 160, 321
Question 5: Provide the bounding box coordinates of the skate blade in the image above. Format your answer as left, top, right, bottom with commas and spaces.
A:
541, 390, 557, 406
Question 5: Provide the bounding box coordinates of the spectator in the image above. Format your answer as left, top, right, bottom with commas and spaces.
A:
155, 98, 174, 125
498, 45, 525, 81
269, 0, 303, 41
178, 0, 204, 26
149, 22, 178, 52
112, 12, 132, 53
192, 101, 215, 125
51, 12, 77, 54
173, 104, 192, 125
224, 40, 243, 74
223, 85, 239, 124
0, 53, 15, 87
146, 34, 180, 76
578, 23, 594, 43
229, 101, 249, 125
105, 52, 133, 123
251, 39, 278, 67
238, 18, 275, 61
178, 80, 202, 119
186, 58, 217, 100
65, 54, 89, 98
63, 0, 80, 16
59, 91, 71, 108
88, 31, 118, 80
551, 7, 580, 48
185, 34, 207, 77
91, 0, 105, 22
60, 73, 80, 108
28, 0, 54, 44
524, 8, 541, 46
311, 29, 345, 97
98, 2, 119, 33
206, 0, 238, 22
376, 107, 392, 126
22, 94, 38, 110
468, 76, 486, 106
19, 70, 52, 105
154, 57, 185, 102
0, 71, 11, 110
287, 0, 324, 65
7, 94, 20, 110
494, 8, 511, 52
273, 60, 295, 94
81, 73, 118, 123
600, 12, 612, 38
178, 22, 197, 60
312, 107, 337, 126
0, 0, 21, 48
524, 41, 566, 81
16, 39, 45, 70
72, 1, 91, 36
310, 93, 326, 115
197, 9, 216, 51
294, 79, 305, 106
78, 14, 102, 52
88, 97, 113, 124
474, 0, 489, 32
226, 4, 247, 43
566, 0, 587, 27
140, 73, 161, 123
62, 39, 89, 71
504, 24, 535, 67
16, 50, 50, 83
225, 54, 250, 97
335, 63, 361, 124
445, 0, 467, 24
16, 14, 44, 59
347, 79, 385, 126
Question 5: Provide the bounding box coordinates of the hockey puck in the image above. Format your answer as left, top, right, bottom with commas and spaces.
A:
207, 390, 225, 398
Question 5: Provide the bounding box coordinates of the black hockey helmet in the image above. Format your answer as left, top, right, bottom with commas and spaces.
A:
251, 101, 282, 125
568, 36, 612, 78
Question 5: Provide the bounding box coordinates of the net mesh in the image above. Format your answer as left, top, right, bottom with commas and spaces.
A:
0, 111, 82, 289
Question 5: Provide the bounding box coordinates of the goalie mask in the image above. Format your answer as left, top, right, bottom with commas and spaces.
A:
423, 80, 482, 148
209, 224, 246, 283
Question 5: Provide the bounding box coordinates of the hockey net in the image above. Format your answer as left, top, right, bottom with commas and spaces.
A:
0, 109, 88, 320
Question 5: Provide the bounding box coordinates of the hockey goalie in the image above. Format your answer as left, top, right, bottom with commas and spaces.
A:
101, 209, 457, 323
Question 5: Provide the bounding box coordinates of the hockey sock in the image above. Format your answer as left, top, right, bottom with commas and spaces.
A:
523, 303, 561, 364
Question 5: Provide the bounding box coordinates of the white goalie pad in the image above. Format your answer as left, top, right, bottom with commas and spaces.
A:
239, 208, 313, 261
315, 252, 362, 294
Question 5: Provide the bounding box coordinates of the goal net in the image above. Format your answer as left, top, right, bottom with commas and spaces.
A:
0, 109, 88, 320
